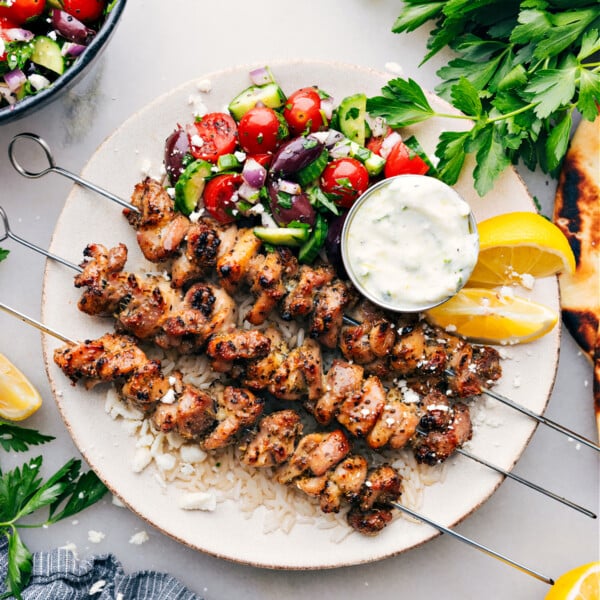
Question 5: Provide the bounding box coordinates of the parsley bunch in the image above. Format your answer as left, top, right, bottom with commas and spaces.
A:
367, 0, 600, 195
0, 420, 107, 600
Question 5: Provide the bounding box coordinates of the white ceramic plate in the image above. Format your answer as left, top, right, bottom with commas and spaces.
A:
41, 60, 560, 569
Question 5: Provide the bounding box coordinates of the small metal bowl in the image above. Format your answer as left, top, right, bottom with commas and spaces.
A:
341, 174, 479, 313
0, 0, 127, 124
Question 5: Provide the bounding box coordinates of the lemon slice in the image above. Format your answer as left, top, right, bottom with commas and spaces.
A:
468, 211, 576, 286
425, 288, 558, 344
0, 353, 43, 421
545, 562, 600, 600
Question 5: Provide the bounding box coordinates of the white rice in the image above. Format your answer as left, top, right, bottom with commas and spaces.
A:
104, 305, 451, 540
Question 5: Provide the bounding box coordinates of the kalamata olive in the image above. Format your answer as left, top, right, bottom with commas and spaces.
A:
51, 9, 95, 44
268, 179, 316, 227
269, 135, 325, 179
164, 127, 191, 185
325, 212, 349, 278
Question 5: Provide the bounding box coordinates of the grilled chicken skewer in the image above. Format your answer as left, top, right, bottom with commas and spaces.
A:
0, 299, 555, 583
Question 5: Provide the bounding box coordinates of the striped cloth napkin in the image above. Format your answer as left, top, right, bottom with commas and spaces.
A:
0, 537, 200, 599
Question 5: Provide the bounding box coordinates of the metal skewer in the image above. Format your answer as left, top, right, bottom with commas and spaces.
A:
2, 209, 595, 518
8, 133, 140, 213
390, 502, 554, 585
0, 300, 556, 586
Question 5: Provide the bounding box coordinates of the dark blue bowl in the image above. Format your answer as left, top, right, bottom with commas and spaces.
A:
0, 0, 127, 124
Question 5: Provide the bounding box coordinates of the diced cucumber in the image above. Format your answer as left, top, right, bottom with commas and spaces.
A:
253, 226, 310, 247
337, 93, 367, 147
363, 152, 386, 176
330, 138, 385, 176
217, 153, 242, 171
228, 82, 287, 121
174, 159, 213, 215
31, 36, 64, 75
299, 214, 328, 264
295, 149, 329, 186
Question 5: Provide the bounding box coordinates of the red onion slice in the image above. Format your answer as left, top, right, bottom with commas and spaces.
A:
3, 69, 26, 93
238, 182, 261, 203
249, 66, 274, 86
5, 28, 34, 42
380, 131, 402, 159
278, 180, 302, 195
241, 158, 267, 188
320, 96, 335, 121
61, 42, 87, 57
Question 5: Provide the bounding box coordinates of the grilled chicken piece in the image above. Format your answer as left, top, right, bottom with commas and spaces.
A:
336, 375, 387, 438
309, 359, 364, 425
419, 390, 453, 431
242, 328, 288, 391
118, 361, 176, 413
53, 333, 149, 387
276, 429, 351, 484
217, 227, 262, 293
413, 402, 472, 465
245, 247, 298, 325
268, 339, 323, 401
124, 178, 190, 262
206, 329, 272, 372
152, 384, 216, 440
170, 219, 228, 288
241, 410, 303, 468
280, 264, 335, 320
346, 464, 402, 536
310, 279, 353, 348
75, 243, 129, 316
366, 390, 420, 449
389, 322, 448, 377
202, 386, 264, 451
318, 455, 368, 513
339, 300, 397, 365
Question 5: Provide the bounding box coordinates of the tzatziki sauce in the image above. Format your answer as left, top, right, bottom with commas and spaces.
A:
342, 175, 479, 312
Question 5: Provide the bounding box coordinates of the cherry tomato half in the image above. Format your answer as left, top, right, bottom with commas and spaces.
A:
320, 158, 369, 209
384, 141, 430, 178
283, 87, 325, 136
189, 113, 238, 164
0, 18, 17, 59
237, 106, 288, 155
0, 0, 45, 25
203, 174, 242, 224
62, 0, 105, 22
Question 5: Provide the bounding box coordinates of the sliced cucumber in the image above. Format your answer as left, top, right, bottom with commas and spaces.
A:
295, 149, 329, 186
174, 159, 213, 215
253, 226, 310, 247
330, 138, 385, 176
337, 93, 367, 147
363, 152, 386, 176
228, 82, 287, 121
217, 153, 242, 171
299, 214, 328, 264
31, 36, 64, 75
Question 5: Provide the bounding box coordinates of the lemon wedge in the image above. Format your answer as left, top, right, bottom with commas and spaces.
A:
545, 562, 600, 600
0, 353, 43, 421
425, 288, 558, 344
468, 211, 576, 286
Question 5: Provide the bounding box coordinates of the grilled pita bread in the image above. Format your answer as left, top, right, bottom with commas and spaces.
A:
553, 114, 600, 436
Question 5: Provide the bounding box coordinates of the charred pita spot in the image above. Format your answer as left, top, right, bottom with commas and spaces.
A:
562, 308, 598, 357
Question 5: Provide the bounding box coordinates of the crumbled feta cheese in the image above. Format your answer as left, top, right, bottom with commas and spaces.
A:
519, 273, 535, 289
189, 208, 205, 223
28, 74, 51, 91
234, 150, 247, 162
132, 447, 152, 473
385, 62, 404, 75
178, 491, 217, 511
190, 134, 204, 147
402, 388, 420, 404
88, 579, 106, 595
112, 495, 125, 508
87, 530, 105, 544
168, 376, 177, 386
129, 531, 149, 545
47, 30, 57, 40
513, 375, 521, 388
140, 159, 152, 177
197, 79, 212, 93
161, 388, 176, 404
166, 187, 175, 198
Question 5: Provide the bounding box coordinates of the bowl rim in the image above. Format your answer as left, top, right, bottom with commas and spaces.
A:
0, 0, 127, 124
340, 173, 480, 313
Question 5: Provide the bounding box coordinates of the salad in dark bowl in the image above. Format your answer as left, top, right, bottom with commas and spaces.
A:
0, 0, 126, 123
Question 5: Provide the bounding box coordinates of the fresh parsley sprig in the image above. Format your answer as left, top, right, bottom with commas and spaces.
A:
0, 249, 8, 263
0, 421, 107, 600
369, 0, 600, 196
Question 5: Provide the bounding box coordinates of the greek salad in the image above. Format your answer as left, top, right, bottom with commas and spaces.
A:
0, 0, 116, 107
164, 66, 436, 268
